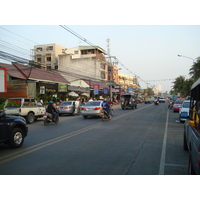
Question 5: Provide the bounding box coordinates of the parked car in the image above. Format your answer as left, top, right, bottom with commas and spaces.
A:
0, 111, 28, 148
80, 100, 103, 119
173, 100, 184, 112
4, 98, 46, 124
179, 100, 190, 122
58, 101, 75, 116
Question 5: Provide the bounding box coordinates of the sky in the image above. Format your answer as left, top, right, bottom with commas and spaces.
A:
1, 25, 199, 93
0, 1, 200, 94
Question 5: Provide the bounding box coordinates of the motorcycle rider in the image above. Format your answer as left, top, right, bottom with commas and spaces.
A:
102, 98, 111, 119
46, 101, 58, 121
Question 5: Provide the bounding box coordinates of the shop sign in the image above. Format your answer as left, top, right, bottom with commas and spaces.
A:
0, 68, 7, 93
103, 87, 109, 94
40, 86, 45, 94
128, 87, 134, 94
93, 85, 99, 94
58, 83, 68, 92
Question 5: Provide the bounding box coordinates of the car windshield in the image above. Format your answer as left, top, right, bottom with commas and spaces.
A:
175, 100, 183, 104
85, 101, 101, 106
60, 102, 72, 106
182, 102, 190, 108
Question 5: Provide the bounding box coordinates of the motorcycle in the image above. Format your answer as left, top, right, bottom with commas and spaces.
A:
43, 112, 59, 125
101, 110, 112, 121
154, 100, 159, 105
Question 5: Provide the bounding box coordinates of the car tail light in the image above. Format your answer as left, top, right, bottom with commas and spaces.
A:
81, 107, 86, 111
65, 106, 70, 109
94, 107, 100, 110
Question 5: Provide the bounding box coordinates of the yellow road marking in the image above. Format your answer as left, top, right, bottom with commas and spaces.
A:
0, 104, 152, 164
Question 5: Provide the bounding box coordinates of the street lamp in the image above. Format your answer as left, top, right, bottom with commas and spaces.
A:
177, 54, 198, 63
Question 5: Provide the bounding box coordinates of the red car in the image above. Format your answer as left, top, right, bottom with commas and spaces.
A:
173, 100, 184, 112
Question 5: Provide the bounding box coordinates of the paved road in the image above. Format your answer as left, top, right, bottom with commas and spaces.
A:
0, 102, 188, 175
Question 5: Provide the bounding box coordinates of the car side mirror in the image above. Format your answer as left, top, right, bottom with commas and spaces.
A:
189, 120, 195, 127
0, 111, 6, 118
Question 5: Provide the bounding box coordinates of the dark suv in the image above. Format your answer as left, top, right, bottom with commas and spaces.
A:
0, 111, 28, 148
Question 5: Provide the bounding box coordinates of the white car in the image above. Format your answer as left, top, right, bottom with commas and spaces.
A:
179, 100, 190, 122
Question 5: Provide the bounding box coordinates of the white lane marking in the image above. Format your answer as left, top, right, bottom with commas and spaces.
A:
159, 108, 169, 175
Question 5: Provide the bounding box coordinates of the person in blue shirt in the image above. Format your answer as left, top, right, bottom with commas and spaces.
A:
102, 98, 111, 118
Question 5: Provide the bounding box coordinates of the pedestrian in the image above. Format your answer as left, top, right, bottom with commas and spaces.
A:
74, 98, 80, 115
89, 97, 93, 102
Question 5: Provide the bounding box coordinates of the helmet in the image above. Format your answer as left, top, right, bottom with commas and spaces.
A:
49, 101, 53, 104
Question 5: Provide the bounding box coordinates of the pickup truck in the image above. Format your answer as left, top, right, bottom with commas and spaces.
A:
4, 98, 46, 124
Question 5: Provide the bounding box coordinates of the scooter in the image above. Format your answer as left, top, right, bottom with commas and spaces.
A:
101, 110, 112, 121
43, 112, 59, 125
154, 100, 159, 105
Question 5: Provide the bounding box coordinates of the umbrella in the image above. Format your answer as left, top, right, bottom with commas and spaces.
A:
81, 92, 89, 97
68, 91, 79, 97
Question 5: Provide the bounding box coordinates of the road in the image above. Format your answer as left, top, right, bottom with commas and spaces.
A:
0, 102, 189, 175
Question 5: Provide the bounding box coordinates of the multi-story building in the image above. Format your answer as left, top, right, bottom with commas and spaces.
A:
118, 73, 138, 93
34, 43, 66, 70
59, 46, 107, 83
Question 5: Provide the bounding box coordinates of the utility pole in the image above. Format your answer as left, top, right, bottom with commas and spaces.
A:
106, 38, 113, 101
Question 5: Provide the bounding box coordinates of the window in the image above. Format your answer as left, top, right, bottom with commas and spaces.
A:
74, 50, 79, 54
36, 47, 43, 52
101, 72, 105, 79
47, 66, 51, 70
37, 57, 42, 62
100, 63, 105, 69
47, 57, 51, 62
46, 46, 53, 51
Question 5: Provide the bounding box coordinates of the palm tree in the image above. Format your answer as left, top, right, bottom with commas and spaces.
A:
189, 58, 200, 81
172, 76, 185, 97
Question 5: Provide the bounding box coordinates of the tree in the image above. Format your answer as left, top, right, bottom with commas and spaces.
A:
189, 58, 200, 81
172, 76, 185, 97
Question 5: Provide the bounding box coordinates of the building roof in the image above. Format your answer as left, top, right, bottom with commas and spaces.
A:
0, 62, 69, 84
79, 46, 106, 54
83, 79, 108, 89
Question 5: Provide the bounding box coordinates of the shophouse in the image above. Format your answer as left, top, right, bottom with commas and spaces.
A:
0, 62, 69, 102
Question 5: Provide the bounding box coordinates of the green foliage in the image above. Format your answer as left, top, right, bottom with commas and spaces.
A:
172, 76, 194, 97
0, 97, 6, 110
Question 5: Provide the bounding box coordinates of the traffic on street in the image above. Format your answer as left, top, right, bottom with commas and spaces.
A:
0, 102, 188, 175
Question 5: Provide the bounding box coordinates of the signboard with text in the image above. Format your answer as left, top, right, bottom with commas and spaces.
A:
58, 83, 68, 92
93, 85, 99, 94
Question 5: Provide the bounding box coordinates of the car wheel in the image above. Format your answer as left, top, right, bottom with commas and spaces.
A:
26, 112, 35, 124
9, 127, 25, 148
83, 116, 88, 119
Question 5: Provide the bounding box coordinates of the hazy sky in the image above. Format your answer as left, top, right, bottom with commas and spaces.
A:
1, 25, 199, 92
1, 0, 200, 93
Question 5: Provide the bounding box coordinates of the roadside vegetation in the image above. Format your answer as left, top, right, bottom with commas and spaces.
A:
171, 57, 200, 97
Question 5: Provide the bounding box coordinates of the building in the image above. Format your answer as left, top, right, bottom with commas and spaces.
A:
34, 43, 66, 70
0, 62, 69, 101
118, 73, 138, 93
59, 46, 107, 82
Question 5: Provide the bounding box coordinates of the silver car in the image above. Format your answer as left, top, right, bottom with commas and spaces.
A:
80, 101, 103, 119
58, 101, 75, 116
